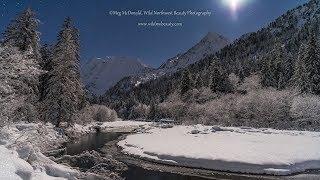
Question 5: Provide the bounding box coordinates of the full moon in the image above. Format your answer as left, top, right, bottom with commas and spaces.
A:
222, 0, 249, 19
223, 0, 244, 11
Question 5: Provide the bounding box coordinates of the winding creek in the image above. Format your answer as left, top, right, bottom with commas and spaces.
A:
63, 132, 211, 180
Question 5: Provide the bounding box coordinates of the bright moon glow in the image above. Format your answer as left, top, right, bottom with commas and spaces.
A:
222, 0, 248, 19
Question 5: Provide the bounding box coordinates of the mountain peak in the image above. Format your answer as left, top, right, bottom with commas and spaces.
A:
203, 32, 229, 43
159, 32, 230, 70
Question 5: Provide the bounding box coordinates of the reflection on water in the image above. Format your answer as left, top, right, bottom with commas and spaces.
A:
65, 132, 121, 155
124, 165, 211, 180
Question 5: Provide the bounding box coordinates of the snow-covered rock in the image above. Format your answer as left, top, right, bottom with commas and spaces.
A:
118, 125, 320, 175
81, 56, 153, 95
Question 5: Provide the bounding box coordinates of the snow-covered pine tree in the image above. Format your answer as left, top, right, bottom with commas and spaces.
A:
279, 51, 294, 89
39, 44, 53, 71
180, 69, 192, 95
293, 43, 312, 93
147, 101, 157, 120
39, 44, 53, 101
235, 59, 245, 82
293, 28, 320, 94
210, 57, 233, 93
3, 8, 41, 60
0, 45, 42, 126
308, 29, 320, 94
42, 18, 86, 127
195, 74, 203, 89
261, 55, 275, 87
261, 39, 293, 90
273, 41, 293, 90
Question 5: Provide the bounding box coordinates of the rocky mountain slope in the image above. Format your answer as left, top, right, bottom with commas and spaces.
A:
81, 57, 153, 95
159, 32, 230, 71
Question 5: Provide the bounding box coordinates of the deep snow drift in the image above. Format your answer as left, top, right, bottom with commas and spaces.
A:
118, 125, 320, 175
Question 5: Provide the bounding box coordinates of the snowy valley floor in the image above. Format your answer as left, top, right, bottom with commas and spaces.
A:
2, 121, 320, 179
118, 124, 320, 176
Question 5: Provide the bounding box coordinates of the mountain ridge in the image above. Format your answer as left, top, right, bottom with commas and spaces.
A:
81, 56, 153, 95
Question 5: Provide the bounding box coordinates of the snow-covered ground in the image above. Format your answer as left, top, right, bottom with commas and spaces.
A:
0, 122, 79, 180
69, 120, 152, 134
118, 125, 320, 175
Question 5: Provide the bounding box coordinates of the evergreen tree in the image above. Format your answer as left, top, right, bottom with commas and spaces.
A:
261, 55, 275, 87
273, 42, 292, 89
261, 40, 293, 90
148, 101, 157, 120
235, 59, 245, 82
3, 8, 40, 60
210, 58, 233, 93
0, 45, 41, 125
39, 44, 53, 100
293, 28, 320, 94
308, 30, 320, 94
292, 43, 312, 93
39, 44, 53, 71
278, 52, 294, 89
195, 74, 203, 89
180, 69, 192, 95
42, 18, 86, 127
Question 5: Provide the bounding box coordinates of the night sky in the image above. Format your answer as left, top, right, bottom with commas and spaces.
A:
0, 0, 309, 67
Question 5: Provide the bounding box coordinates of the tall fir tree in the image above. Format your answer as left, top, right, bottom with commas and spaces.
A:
195, 74, 203, 89
3, 8, 41, 60
180, 69, 192, 95
210, 57, 233, 93
292, 43, 312, 93
274, 41, 292, 89
236, 59, 245, 82
308, 29, 320, 94
261, 39, 293, 90
39, 44, 53, 101
261, 55, 275, 87
0, 45, 41, 124
39, 44, 53, 71
293, 28, 320, 94
42, 18, 86, 127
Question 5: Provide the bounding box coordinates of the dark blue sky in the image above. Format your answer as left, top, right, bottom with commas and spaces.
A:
0, 0, 309, 67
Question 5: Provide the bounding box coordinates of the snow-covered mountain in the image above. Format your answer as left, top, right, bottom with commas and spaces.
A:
83, 32, 229, 96
81, 57, 153, 95
159, 32, 230, 71
105, 32, 230, 94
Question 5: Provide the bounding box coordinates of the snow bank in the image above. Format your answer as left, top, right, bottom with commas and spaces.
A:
69, 120, 152, 134
0, 145, 73, 180
1, 122, 67, 152
0, 122, 79, 180
118, 125, 320, 175
0, 145, 33, 180
100, 120, 152, 128
99, 120, 152, 132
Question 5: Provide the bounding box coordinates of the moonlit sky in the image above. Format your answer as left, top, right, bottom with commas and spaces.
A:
0, 0, 309, 67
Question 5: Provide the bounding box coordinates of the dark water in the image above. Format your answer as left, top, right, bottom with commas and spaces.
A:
66, 132, 215, 179
65, 132, 121, 155
124, 165, 212, 180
